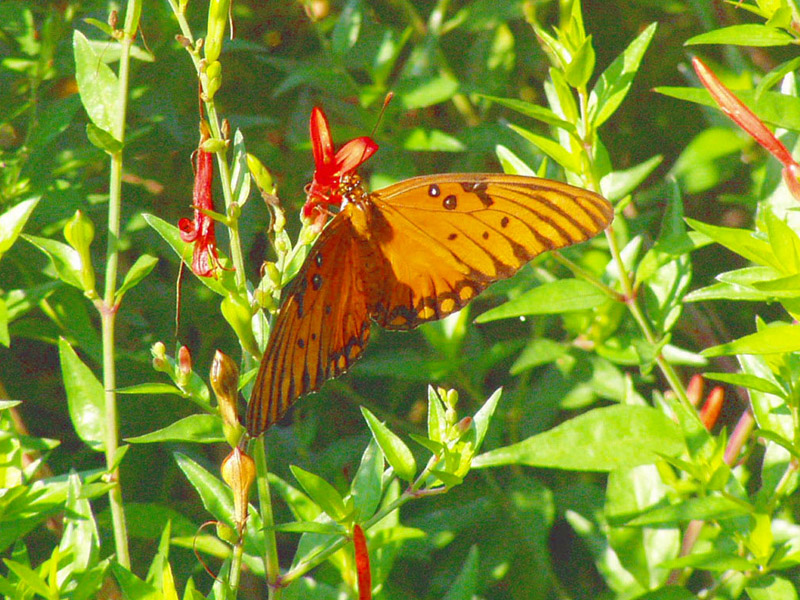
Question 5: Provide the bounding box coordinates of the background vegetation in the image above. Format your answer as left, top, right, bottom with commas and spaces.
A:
2, 0, 800, 598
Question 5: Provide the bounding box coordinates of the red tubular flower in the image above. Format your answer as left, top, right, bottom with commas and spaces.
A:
179, 122, 220, 277
692, 57, 800, 200
700, 386, 724, 431
353, 524, 372, 600
303, 106, 378, 222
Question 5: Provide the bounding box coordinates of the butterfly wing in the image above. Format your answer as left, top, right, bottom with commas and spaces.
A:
246, 213, 373, 437
365, 174, 613, 329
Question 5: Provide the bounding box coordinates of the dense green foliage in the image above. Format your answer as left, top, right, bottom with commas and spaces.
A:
2, 0, 800, 598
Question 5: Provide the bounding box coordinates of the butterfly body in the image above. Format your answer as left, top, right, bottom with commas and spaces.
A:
246, 173, 613, 436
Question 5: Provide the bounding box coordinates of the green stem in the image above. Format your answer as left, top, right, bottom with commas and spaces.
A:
253, 437, 281, 599
100, 0, 141, 570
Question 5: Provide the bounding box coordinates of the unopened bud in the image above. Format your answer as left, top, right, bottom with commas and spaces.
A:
210, 350, 240, 432
204, 59, 222, 99
201, 134, 227, 154
263, 262, 281, 287
246, 153, 275, 195
221, 118, 231, 141
64, 210, 96, 294
455, 416, 473, 435
221, 294, 259, 358
254, 287, 276, 313
700, 386, 724, 431
204, 0, 230, 63
151, 342, 168, 372
353, 524, 371, 600
221, 447, 256, 533
686, 374, 704, 407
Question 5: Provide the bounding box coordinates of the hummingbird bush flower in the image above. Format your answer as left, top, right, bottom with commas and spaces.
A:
303, 106, 378, 228
179, 122, 221, 277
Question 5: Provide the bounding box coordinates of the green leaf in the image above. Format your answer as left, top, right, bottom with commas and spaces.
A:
600, 155, 662, 202
684, 280, 776, 302
510, 338, 567, 374
474, 405, 684, 471
116, 383, 185, 395
479, 95, 575, 132
589, 22, 657, 127
662, 550, 754, 572
508, 124, 581, 173
495, 145, 537, 176
115, 254, 158, 302
361, 406, 417, 482
702, 323, 800, 357
765, 209, 800, 274
85, 123, 122, 154
290, 465, 348, 521
61, 473, 100, 572
109, 562, 160, 600
402, 128, 465, 152
442, 546, 479, 600
397, 74, 459, 110
466, 388, 502, 453
0, 297, 8, 347
142, 214, 226, 295
72, 30, 120, 135
230, 129, 251, 208
623, 496, 750, 526
125, 415, 224, 444
427, 385, 447, 444
350, 440, 384, 520
331, 0, 362, 56
685, 24, 794, 47
273, 521, 345, 535
564, 35, 595, 89
0, 197, 39, 262
174, 453, 234, 528
58, 338, 105, 451
3, 560, 50, 598
703, 372, 785, 397
685, 218, 780, 271
23, 234, 84, 290
746, 575, 799, 600
475, 279, 608, 323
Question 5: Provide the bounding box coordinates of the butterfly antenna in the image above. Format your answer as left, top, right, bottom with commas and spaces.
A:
369, 92, 394, 139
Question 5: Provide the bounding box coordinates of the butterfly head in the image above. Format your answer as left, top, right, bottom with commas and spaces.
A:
304, 107, 378, 224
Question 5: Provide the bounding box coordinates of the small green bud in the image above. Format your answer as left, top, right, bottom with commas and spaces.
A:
204, 0, 231, 63
64, 210, 96, 294
200, 134, 227, 154
151, 341, 168, 372
221, 293, 259, 358
246, 153, 274, 195
204, 59, 222, 99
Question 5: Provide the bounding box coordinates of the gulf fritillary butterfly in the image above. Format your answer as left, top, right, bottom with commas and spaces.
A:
246, 108, 613, 437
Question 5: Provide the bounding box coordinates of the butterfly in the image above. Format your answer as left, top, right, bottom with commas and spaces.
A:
246, 107, 613, 437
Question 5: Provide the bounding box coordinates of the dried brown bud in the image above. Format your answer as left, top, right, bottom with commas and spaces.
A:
210, 350, 240, 428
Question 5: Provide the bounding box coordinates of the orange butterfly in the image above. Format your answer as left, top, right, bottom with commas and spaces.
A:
246, 107, 613, 437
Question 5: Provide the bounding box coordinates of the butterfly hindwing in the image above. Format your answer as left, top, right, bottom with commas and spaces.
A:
246, 216, 372, 436
367, 174, 613, 330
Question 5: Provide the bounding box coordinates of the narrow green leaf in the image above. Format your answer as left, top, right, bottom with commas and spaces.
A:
0, 197, 39, 261
361, 406, 417, 482
61, 473, 99, 571
479, 95, 575, 131
141, 214, 226, 295
116, 383, 185, 395
22, 234, 83, 289
765, 209, 800, 274
116, 255, 158, 302
589, 22, 657, 127
684, 281, 775, 302
467, 388, 502, 453
510, 338, 567, 374
0, 298, 8, 347
427, 385, 447, 444
72, 30, 120, 135
273, 522, 345, 535
398, 74, 459, 110
495, 145, 537, 176
3, 560, 50, 598
58, 338, 105, 451
86, 123, 122, 154
125, 415, 224, 444
174, 453, 234, 528
703, 372, 785, 397
662, 550, 754, 572
109, 562, 160, 600
230, 129, 251, 208
331, 0, 362, 56
290, 465, 348, 521
685, 218, 780, 271
350, 439, 383, 520
702, 323, 800, 357
402, 128, 465, 152
442, 546, 479, 600
624, 496, 750, 526
685, 24, 794, 47
508, 124, 581, 173
268, 473, 321, 523
746, 575, 799, 600
600, 155, 662, 202
474, 405, 684, 471
475, 279, 608, 323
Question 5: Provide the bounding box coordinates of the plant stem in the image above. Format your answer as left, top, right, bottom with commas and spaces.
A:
253, 437, 281, 599
100, 0, 141, 570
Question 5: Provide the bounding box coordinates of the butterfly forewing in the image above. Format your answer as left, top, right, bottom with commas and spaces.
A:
367, 174, 613, 330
